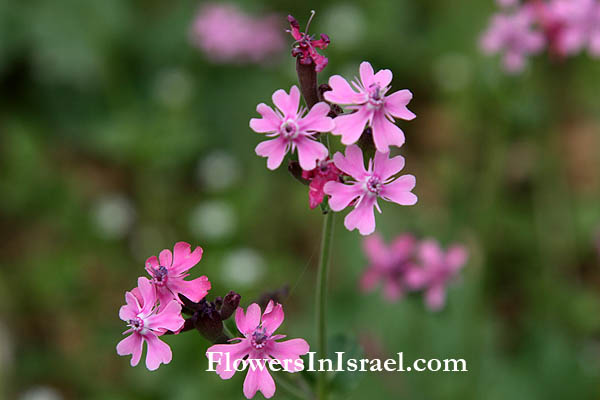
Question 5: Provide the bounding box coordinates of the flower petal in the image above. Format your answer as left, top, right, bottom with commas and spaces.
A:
145, 256, 159, 275
446, 245, 468, 273
384, 90, 415, 120
294, 137, 328, 171
324, 75, 364, 104
331, 108, 371, 146
255, 137, 289, 170
146, 300, 184, 332
117, 333, 143, 367
171, 242, 203, 275
380, 175, 417, 205
250, 103, 281, 133
373, 68, 393, 87
261, 302, 284, 336
419, 240, 444, 268
323, 181, 363, 212
207, 340, 252, 380
344, 196, 377, 235
359, 61, 375, 87
383, 280, 403, 302
243, 362, 276, 399
298, 102, 335, 132
145, 334, 173, 371
169, 275, 211, 303
267, 338, 310, 372
425, 284, 446, 311
159, 249, 173, 268
272, 86, 300, 118
372, 151, 405, 181
363, 233, 390, 267
371, 112, 405, 153
137, 277, 156, 315
332, 145, 367, 180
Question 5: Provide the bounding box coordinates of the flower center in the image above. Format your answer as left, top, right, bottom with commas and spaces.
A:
251, 327, 270, 350
367, 83, 385, 109
366, 176, 382, 195
152, 266, 169, 287
280, 119, 299, 139
128, 317, 144, 332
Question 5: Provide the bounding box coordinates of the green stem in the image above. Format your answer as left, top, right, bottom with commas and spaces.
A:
274, 374, 312, 400
316, 210, 334, 400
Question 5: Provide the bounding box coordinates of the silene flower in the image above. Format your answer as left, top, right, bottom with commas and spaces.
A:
206, 301, 309, 399
360, 233, 417, 301
324, 61, 416, 153
287, 14, 330, 72
301, 157, 342, 209
548, 0, 600, 57
480, 5, 546, 73
145, 242, 211, 307
117, 277, 185, 370
405, 240, 468, 311
250, 85, 335, 171
324, 145, 417, 236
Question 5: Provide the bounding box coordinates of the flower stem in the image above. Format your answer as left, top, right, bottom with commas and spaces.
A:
316, 209, 334, 400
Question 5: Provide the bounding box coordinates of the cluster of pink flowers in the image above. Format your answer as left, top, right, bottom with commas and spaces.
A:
250, 18, 418, 235
480, 0, 600, 73
361, 234, 468, 311
190, 3, 285, 64
117, 242, 308, 398
117, 242, 210, 370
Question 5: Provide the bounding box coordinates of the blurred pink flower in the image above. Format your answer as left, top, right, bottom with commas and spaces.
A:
190, 3, 285, 64
301, 158, 342, 209
548, 0, 600, 57
361, 233, 417, 301
324, 61, 416, 153
406, 240, 468, 311
206, 301, 309, 399
145, 242, 211, 308
480, 6, 546, 73
117, 277, 185, 370
250, 85, 334, 170
287, 14, 330, 72
324, 145, 417, 236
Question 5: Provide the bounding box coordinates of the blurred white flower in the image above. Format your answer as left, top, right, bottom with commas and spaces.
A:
433, 53, 472, 92
153, 68, 194, 109
20, 387, 63, 400
92, 194, 136, 240
221, 248, 265, 287
189, 201, 236, 241
322, 4, 365, 50
196, 150, 240, 192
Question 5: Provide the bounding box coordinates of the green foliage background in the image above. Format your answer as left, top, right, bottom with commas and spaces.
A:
1, 0, 599, 399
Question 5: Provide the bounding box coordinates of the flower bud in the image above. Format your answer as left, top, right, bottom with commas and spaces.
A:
220, 291, 241, 320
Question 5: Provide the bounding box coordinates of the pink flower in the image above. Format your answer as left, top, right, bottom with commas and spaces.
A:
361, 233, 417, 301
250, 86, 334, 171
480, 6, 546, 73
301, 158, 342, 209
405, 240, 468, 311
287, 14, 330, 72
145, 242, 211, 308
117, 277, 185, 370
206, 301, 310, 399
190, 3, 285, 64
323, 61, 416, 153
548, 0, 600, 57
323, 145, 417, 236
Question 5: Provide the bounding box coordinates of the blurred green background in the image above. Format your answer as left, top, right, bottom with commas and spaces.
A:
1, 0, 600, 399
